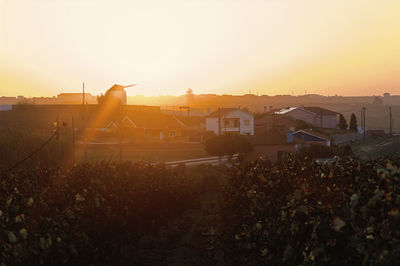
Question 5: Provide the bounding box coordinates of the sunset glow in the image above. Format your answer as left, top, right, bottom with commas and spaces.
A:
1, 0, 400, 97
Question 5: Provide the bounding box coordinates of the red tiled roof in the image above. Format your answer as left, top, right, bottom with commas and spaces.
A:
129, 113, 184, 129
105, 112, 185, 129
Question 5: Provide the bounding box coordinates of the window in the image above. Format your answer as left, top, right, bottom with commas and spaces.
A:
224, 119, 229, 127
234, 119, 239, 128
244, 120, 250, 126
169, 130, 176, 137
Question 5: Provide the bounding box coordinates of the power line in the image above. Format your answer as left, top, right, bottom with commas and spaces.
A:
0, 129, 59, 176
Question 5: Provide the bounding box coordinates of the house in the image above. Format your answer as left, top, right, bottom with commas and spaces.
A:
0, 105, 12, 111
206, 108, 254, 135
292, 129, 331, 146
254, 114, 297, 135
275, 106, 339, 129
104, 112, 196, 143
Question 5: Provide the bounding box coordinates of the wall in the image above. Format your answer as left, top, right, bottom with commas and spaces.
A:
109, 90, 127, 105
206, 109, 254, 135
286, 108, 317, 126
205, 117, 219, 135
322, 114, 339, 129
225, 109, 254, 135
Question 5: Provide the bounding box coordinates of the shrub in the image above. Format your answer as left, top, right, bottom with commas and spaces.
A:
204, 135, 253, 156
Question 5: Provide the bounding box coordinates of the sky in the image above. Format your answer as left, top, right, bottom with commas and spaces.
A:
1, 0, 400, 97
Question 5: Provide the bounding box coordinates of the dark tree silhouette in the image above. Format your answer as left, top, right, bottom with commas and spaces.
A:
349, 113, 358, 132
186, 88, 194, 103
339, 114, 348, 130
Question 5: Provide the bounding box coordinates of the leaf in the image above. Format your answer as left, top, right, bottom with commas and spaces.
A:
27, 197, 34, 207
332, 217, 346, 232
8, 232, 17, 243
75, 193, 85, 202
261, 248, 268, 256
350, 193, 359, 208
296, 205, 308, 215
19, 228, 28, 239
258, 174, 267, 183
293, 189, 302, 201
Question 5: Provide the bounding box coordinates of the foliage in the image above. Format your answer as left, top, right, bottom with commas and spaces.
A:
373, 96, 383, 105
295, 119, 311, 131
0, 162, 201, 265
349, 113, 358, 132
296, 144, 353, 159
251, 128, 286, 145
339, 114, 348, 130
204, 135, 253, 156
296, 144, 336, 159
221, 156, 400, 265
96, 93, 107, 105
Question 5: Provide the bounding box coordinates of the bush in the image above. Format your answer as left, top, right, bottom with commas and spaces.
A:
204, 135, 253, 156
221, 156, 400, 265
0, 162, 201, 265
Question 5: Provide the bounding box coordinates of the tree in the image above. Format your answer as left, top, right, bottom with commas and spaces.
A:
295, 119, 311, 130
349, 113, 358, 132
204, 135, 253, 157
97, 94, 107, 105
373, 96, 383, 105
186, 88, 194, 103
339, 114, 348, 130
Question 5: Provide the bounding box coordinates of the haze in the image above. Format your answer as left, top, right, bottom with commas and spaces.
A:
1, 0, 400, 97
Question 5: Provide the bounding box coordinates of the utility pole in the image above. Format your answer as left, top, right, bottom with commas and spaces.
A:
363, 107, 366, 143
82, 82, 87, 162
360, 107, 363, 133
320, 110, 323, 128
389, 106, 392, 137
218, 107, 221, 135
82, 82, 85, 105
71, 116, 75, 164
119, 118, 122, 161
56, 114, 60, 140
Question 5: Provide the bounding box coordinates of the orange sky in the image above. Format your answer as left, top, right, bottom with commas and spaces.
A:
1, 0, 400, 97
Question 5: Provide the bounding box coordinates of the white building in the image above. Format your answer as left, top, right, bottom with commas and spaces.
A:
206, 108, 254, 135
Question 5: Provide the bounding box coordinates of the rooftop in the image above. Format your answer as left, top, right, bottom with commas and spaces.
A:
207, 108, 251, 118
304, 107, 339, 116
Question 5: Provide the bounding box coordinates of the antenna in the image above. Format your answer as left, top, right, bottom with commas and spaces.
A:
124, 84, 136, 89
